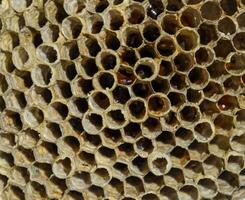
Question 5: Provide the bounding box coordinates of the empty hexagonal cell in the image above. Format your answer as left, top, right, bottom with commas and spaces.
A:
198, 23, 218, 45
214, 39, 235, 59
218, 17, 236, 35
31, 64, 52, 87
67, 171, 91, 191
82, 112, 104, 135
104, 178, 124, 199
201, 1, 222, 20
105, 108, 127, 129
180, 7, 201, 28
142, 21, 160, 43
0, 73, 8, 94
147, 0, 164, 19
226, 53, 245, 75
25, 181, 47, 199
84, 36, 101, 57
220, 0, 237, 16
91, 167, 111, 186
174, 52, 193, 72
170, 146, 190, 166
105, 9, 124, 31
124, 27, 143, 48
61, 16, 82, 39
126, 98, 147, 122
159, 60, 173, 77
12, 46, 29, 69
139, 45, 157, 59
0, 110, 23, 132
203, 154, 224, 177
0, 174, 8, 191
105, 30, 121, 50
11, 166, 30, 186
126, 3, 145, 24
13, 146, 35, 167
151, 77, 170, 94
34, 141, 58, 163
6, 185, 25, 200
80, 57, 98, 78
148, 93, 170, 117
77, 150, 96, 171
36, 44, 59, 64
156, 131, 176, 152
94, 71, 116, 90
226, 153, 244, 172
203, 81, 223, 98
113, 162, 129, 179
209, 135, 230, 157
0, 151, 14, 174
0, 132, 16, 153
18, 129, 39, 149
101, 128, 122, 148
59, 135, 80, 155
132, 82, 151, 98
194, 121, 214, 142
135, 137, 154, 158
237, 13, 245, 28
45, 176, 67, 199
134, 58, 158, 81
52, 157, 72, 179
170, 72, 187, 90
87, 13, 104, 34
41, 23, 60, 43
63, 190, 84, 200
96, 146, 116, 165
195, 47, 214, 65
48, 102, 69, 121
175, 127, 193, 147
198, 177, 218, 198
125, 176, 145, 198
218, 95, 239, 111
160, 186, 179, 200
117, 143, 136, 161
179, 184, 199, 200
142, 117, 162, 136
72, 97, 88, 115
168, 92, 186, 109
218, 170, 239, 195
148, 153, 171, 176
230, 132, 245, 152
63, 40, 80, 60
179, 105, 200, 123
86, 185, 104, 199
117, 65, 135, 86
188, 139, 209, 160
23, 107, 44, 127
177, 29, 198, 51
122, 122, 141, 142
156, 36, 176, 57
63, 0, 86, 15
214, 114, 234, 130
165, 167, 185, 187
161, 14, 181, 35
29, 162, 52, 184
184, 160, 203, 179
98, 50, 118, 70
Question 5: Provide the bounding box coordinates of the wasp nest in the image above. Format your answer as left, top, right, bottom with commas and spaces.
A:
0, 0, 245, 199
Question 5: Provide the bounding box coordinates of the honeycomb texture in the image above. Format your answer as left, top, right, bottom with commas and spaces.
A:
0, 0, 245, 199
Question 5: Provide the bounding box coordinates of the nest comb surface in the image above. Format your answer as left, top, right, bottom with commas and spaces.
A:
0, 0, 245, 199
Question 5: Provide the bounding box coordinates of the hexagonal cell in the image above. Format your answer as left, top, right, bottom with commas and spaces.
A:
179, 105, 200, 123
99, 50, 118, 70
198, 23, 218, 45
176, 29, 198, 51
125, 176, 145, 198
214, 114, 234, 130
31, 64, 52, 87
170, 146, 190, 166
87, 13, 104, 34
168, 92, 186, 109
184, 160, 203, 179
156, 36, 176, 57
195, 47, 214, 65
0, 110, 23, 132
143, 21, 160, 42
194, 121, 214, 142
226, 154, 244, 172
132, 82, 151, 98
124, 27, 143, 48
41, 23, 60, 43
36, 44, 59, 64
86, 185, 104, 199
48, 102, 69, 121
174, 52, 193, 72
179, 184, 199, 200
218, 170, 239, 195
188, 140, 209, 160
13, 146, 35, 167
77, 150, 96, 171
170, 72, 187, 90
148, 93, 170, 117
29, 162, 52, 184
207, 60, 227, 79
81, 133, 102, 150
25, 181, 47, 200
151, 77, 170, 94
237, 13, 245, 28
156, 131, 176, 152
160, 186, 179, 200
230, 132, 245, 152
84, 36, 101, 57
117, 65, 135, 86
148, 153, 171, 176
0, 174, 8, 191
203, 154, 224, 177
63, 0, 86, 15
126, 3, 145, 24
105, 30, 120, 50
12, 46, 29, 69
180, 7, 201, 28
104, 178, 124, 199
166, 0, 184, 11
45, 176, 67, 199
101, 128, 122, 148
218, 17, 236, 35
91, 167, 111, 186
214, 39, 235, 59
11, 166, 30, 186
220, 0, 237, 16
0, 132, 16, 152
63, 40, 80, 60
203, 81, 223, 98
105, 9, 124, 31
63, 190, 84, 200
60, 135, 80, 154
34, 141, 58, 163
126, 98, 147, 122
117, 143, 136, 161
142, 117, 162, 136
201, 1, 222, 20
113, 162, 129, 178
95, 146, 117, 164
226, 53, 245, 76
61, 16, 82, 39
82, 112, 104, 135
67, 171, 91, 191
6, 185, 25, 200
161, 14, 181, 35
95, 71, 116, 90
164, 167, 185, 187
23, 107, 44, 127
147, 0, 164, 19
105, 108, 127, 129
18, 129, 39, 149
52, 157, 72, 179
175, 127, 194, 147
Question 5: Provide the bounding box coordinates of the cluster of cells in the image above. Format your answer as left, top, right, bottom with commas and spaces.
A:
0, 0, 244, 199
